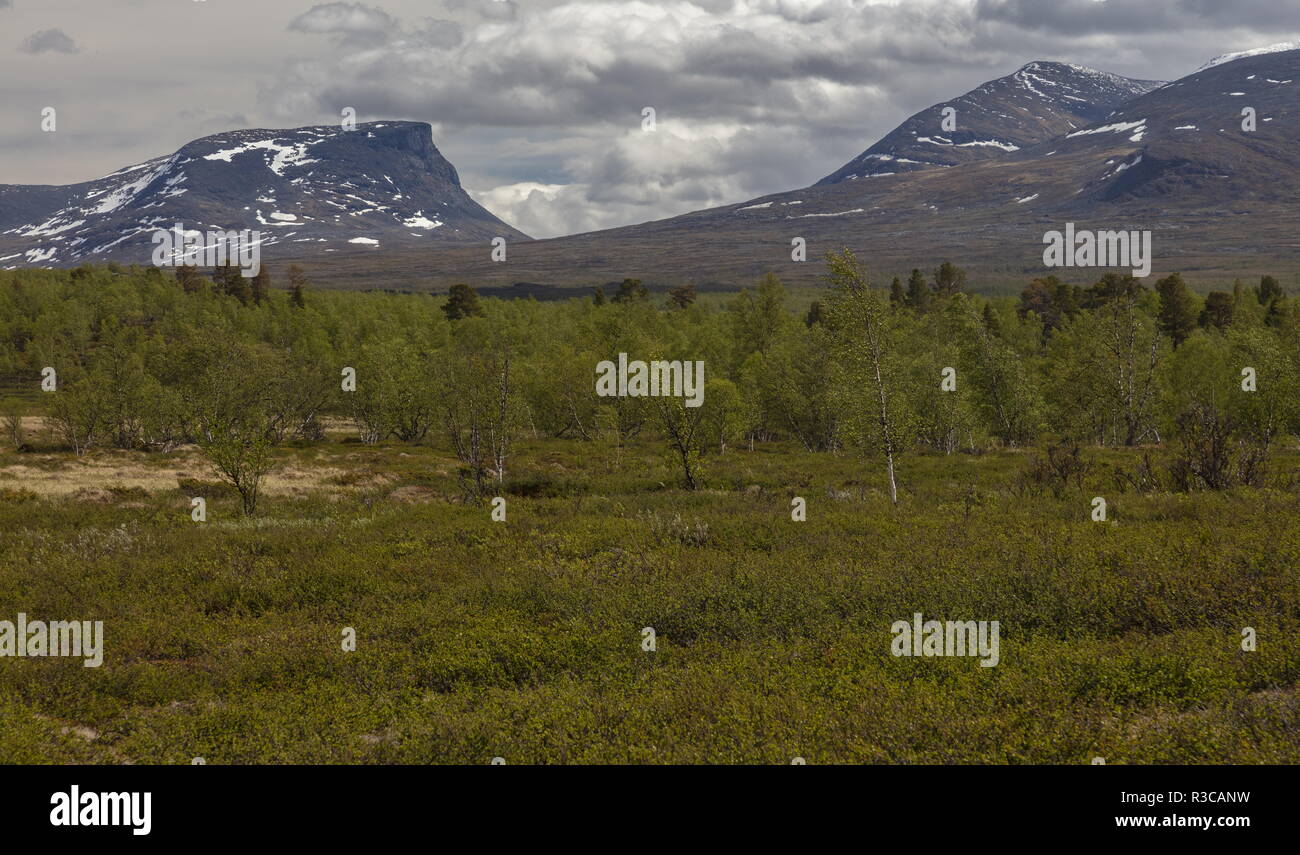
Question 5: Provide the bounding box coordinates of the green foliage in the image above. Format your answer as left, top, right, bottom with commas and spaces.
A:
727, 273, 788, 368
1201, 291, 1234, 330
442, 283, 484, 321
0, 262, 1295, 483
905, 268, 929, 312
0, 437, 1296, 764
1019, 275, 1078, 338
1, 264, 1298, 765
699, 377, 747, 454
654, 393, 706, 489
1045, 290, 1166, 446
1257, 275, 1284, 306
437, 318, 524, 499
826, 250, 908, 501
667, 283, 697, 309
613, 278, 648, 304
748, 324, 842, 451
1156, 272, 1198, 347
288, 265, 309, 309
933, 261, 967, 297
180, 337, 286, 515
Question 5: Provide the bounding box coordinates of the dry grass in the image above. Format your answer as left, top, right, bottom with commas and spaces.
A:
0, 451, 363, 498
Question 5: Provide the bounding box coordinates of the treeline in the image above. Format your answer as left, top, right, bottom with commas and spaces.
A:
0, 258, 1297, 510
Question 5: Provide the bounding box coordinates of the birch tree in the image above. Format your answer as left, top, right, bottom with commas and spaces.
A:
654, 394, 706, 490
180, 339, 281, 516
951, 297, 1043, 446
437, 319, 523, 500
1047, 290, 1166, 446
826, 249, 908, 503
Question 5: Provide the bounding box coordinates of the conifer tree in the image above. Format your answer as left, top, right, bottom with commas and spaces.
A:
889, 277, 905, 306
1156, 272, 1197, 347
443, 283, 484, 321
1200, 292, 1234, 330
613, 278, 648, 303
251, 266, 271, 305
905, 268, 929, 312
982, 303, 1002, 337
668, 283, 697, 309
176, 265, 203, 294
288, 265, 309, 308
933, 261, 967, 297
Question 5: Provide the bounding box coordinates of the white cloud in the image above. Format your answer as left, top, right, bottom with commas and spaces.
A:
468, 121, 833, 237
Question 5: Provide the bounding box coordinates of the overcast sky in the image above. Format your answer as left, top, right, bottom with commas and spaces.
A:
1, 0, 1297, 237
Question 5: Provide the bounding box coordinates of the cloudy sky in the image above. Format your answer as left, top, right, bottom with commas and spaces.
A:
1, 0, 1297, 237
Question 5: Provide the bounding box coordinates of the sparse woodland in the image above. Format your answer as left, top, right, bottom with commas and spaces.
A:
1, 259, 1297, 503
0, 259, 1297, 763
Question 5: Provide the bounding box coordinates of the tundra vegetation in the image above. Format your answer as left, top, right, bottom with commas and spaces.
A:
0, 259, 1297, 764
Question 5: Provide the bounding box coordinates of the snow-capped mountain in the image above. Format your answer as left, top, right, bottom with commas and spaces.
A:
374, 48, 1300, 291
0, 121, 528, 269
815, 61, 1165, 185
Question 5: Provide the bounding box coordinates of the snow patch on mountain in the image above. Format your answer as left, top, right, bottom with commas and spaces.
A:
1199, 42, 1300, 71
203, 139, 323, 176
1067, 119, 1146, 141
88, 156, 179, 215
402, 212, 443, 229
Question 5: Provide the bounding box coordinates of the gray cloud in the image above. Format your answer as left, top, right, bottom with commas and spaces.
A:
22, 28, 78, 54
289, 2, 399, 47
252, 0, 1300, 235
176, 109, 253, 134
410, 18, 464, 50
289, 1, 397, 32
974, 0, 1300, 33
3, 0, 1300, 237
445, 0, 517, 21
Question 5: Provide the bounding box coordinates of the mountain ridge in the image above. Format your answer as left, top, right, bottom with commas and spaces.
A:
814, 60, 1165, 186
5, 48, 1299, 291
304, 47, 1300, 292
0, 121, 528, 270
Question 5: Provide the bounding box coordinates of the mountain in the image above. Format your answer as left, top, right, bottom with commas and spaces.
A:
0, 121, 527, 270
7, 50, 1299, 292
340, 48, 1300, 293
815, 61, 1164, 185
1198, 40, 1300, 71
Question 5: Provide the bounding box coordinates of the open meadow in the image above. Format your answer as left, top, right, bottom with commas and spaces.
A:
1, 264, 1298, 764
2, 429, 1299, 764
